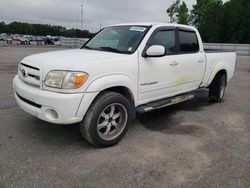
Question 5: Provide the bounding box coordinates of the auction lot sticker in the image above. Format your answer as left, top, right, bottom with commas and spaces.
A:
130, 27, 146, 32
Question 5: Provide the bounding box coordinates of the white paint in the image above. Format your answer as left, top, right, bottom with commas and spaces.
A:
13, 23, 236, 124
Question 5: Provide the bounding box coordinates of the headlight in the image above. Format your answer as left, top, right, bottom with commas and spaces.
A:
45, 70, 88, 89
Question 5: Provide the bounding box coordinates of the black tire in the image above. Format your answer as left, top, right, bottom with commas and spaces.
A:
80, 92, 132, 147
209, 73, 226, 103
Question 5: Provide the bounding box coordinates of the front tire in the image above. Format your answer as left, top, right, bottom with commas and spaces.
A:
209, 73, 226, 103
80, 92, 132, 147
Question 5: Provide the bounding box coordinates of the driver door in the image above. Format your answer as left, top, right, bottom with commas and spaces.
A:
138, 27, 180, 104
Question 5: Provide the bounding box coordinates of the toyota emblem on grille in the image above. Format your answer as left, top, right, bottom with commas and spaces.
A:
21, 69, 27, 78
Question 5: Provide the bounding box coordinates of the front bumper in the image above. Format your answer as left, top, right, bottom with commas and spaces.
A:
13, 75, 84, 124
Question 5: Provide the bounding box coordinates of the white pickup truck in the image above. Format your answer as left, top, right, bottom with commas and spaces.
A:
13, 23, 236, 147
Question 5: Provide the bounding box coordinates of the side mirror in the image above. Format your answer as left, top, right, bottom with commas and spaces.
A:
144, 45, 165, 57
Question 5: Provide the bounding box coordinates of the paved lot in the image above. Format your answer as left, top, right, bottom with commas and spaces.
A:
0, 47, 250, 188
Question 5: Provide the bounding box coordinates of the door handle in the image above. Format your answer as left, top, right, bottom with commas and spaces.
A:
198, 59, 205, 63
170, 62, 178, 66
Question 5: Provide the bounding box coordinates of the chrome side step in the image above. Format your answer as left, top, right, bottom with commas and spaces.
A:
136, 93, 194, 113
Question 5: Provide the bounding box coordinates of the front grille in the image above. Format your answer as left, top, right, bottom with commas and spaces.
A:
16, 92, 42, 108
20, 63, 40, 71
28, 73, 40, 80
18, 63, 41, 88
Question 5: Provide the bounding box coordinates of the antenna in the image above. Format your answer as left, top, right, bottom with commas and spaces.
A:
81, 0, 83, 30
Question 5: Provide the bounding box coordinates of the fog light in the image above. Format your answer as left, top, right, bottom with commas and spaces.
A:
45, 109, 59, 120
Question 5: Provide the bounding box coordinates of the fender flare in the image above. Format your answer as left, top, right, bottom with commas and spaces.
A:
86, 74, 137, 103
206, 63, 227, 87
76, 74, 137, 118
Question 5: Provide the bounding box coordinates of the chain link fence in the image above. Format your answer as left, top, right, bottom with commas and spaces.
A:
59, 38, 89, 48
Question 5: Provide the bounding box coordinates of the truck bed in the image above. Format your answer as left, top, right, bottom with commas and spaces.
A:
202, 51, 236, 87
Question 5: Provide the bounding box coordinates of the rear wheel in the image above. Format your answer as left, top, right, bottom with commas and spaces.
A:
80, 92, 132, 147
209, 73, 226, 103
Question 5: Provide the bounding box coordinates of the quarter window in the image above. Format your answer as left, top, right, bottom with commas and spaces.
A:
150, 30, 176, 55
178, 30, 199, 53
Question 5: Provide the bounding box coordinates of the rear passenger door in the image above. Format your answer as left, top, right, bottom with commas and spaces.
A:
173, 28, 206, 93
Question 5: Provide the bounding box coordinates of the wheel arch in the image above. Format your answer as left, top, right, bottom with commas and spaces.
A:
207, 67, 228, 87
95, 86, 136, 119
77, 75, 137, 120
86, 74, 137, 105
100, 86, 135, 107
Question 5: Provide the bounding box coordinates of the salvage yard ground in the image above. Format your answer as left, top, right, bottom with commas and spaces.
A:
0, 47, 250, 188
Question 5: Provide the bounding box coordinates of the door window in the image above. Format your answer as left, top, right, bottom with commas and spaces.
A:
150, 30, 176, 55
178, 30, 199, 53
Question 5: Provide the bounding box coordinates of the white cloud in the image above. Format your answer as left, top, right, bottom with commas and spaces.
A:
0, 0, 197, 32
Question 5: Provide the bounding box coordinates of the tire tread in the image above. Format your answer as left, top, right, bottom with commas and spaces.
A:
80, 91, 131, 147
209, 73, 226, 103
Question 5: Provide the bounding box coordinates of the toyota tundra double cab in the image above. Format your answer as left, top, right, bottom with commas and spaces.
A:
13, 23, 236, 147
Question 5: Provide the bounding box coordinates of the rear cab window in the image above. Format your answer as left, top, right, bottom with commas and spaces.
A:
178, 29, 199, 53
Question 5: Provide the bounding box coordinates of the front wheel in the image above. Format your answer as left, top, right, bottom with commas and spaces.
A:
80, 92, 132, 147
209, 73, 226, 103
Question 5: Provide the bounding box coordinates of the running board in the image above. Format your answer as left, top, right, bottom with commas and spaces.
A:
136, 93, 194, 113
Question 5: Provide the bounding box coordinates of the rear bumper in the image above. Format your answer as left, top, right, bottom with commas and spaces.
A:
13, 75, 84, 124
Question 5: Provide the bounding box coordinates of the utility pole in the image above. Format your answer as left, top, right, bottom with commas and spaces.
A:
76, 11, 79, 29
81, 0, 83, 30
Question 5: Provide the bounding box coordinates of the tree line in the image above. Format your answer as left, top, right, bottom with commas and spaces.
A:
1, 0, 249, 43
0, 21, 94, 38
167, 0, 250, 43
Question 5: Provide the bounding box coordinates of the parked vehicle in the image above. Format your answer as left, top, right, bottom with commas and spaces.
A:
35, 36, 44, 45
23, 35, 35, 42
52, 37, 61, 45
0, 36, 12, 43
0, 35, 5, 41
44, 36, 60, 45
13, 23, 236, 147
12, 36, 21, 45
0, 33, 13, 44
44, 37, 54, 45
22, 36, 31, 45
12, 35, 30, 45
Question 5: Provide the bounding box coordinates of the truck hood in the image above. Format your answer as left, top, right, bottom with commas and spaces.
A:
21, 49, 127, 79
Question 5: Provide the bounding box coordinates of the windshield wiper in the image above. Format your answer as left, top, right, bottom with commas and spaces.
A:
98, 47, 129, 54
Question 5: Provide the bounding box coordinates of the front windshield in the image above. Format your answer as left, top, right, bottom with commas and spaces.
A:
83, 25, 150, 54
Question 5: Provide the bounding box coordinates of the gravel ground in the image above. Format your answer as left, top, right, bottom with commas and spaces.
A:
0, 47, 249, 188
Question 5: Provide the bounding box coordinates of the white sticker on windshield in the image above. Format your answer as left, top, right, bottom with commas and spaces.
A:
130, 26, 146, 32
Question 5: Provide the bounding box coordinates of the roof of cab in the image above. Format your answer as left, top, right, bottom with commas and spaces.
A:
110, 22, 196, 30
111, 22, 161, 26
